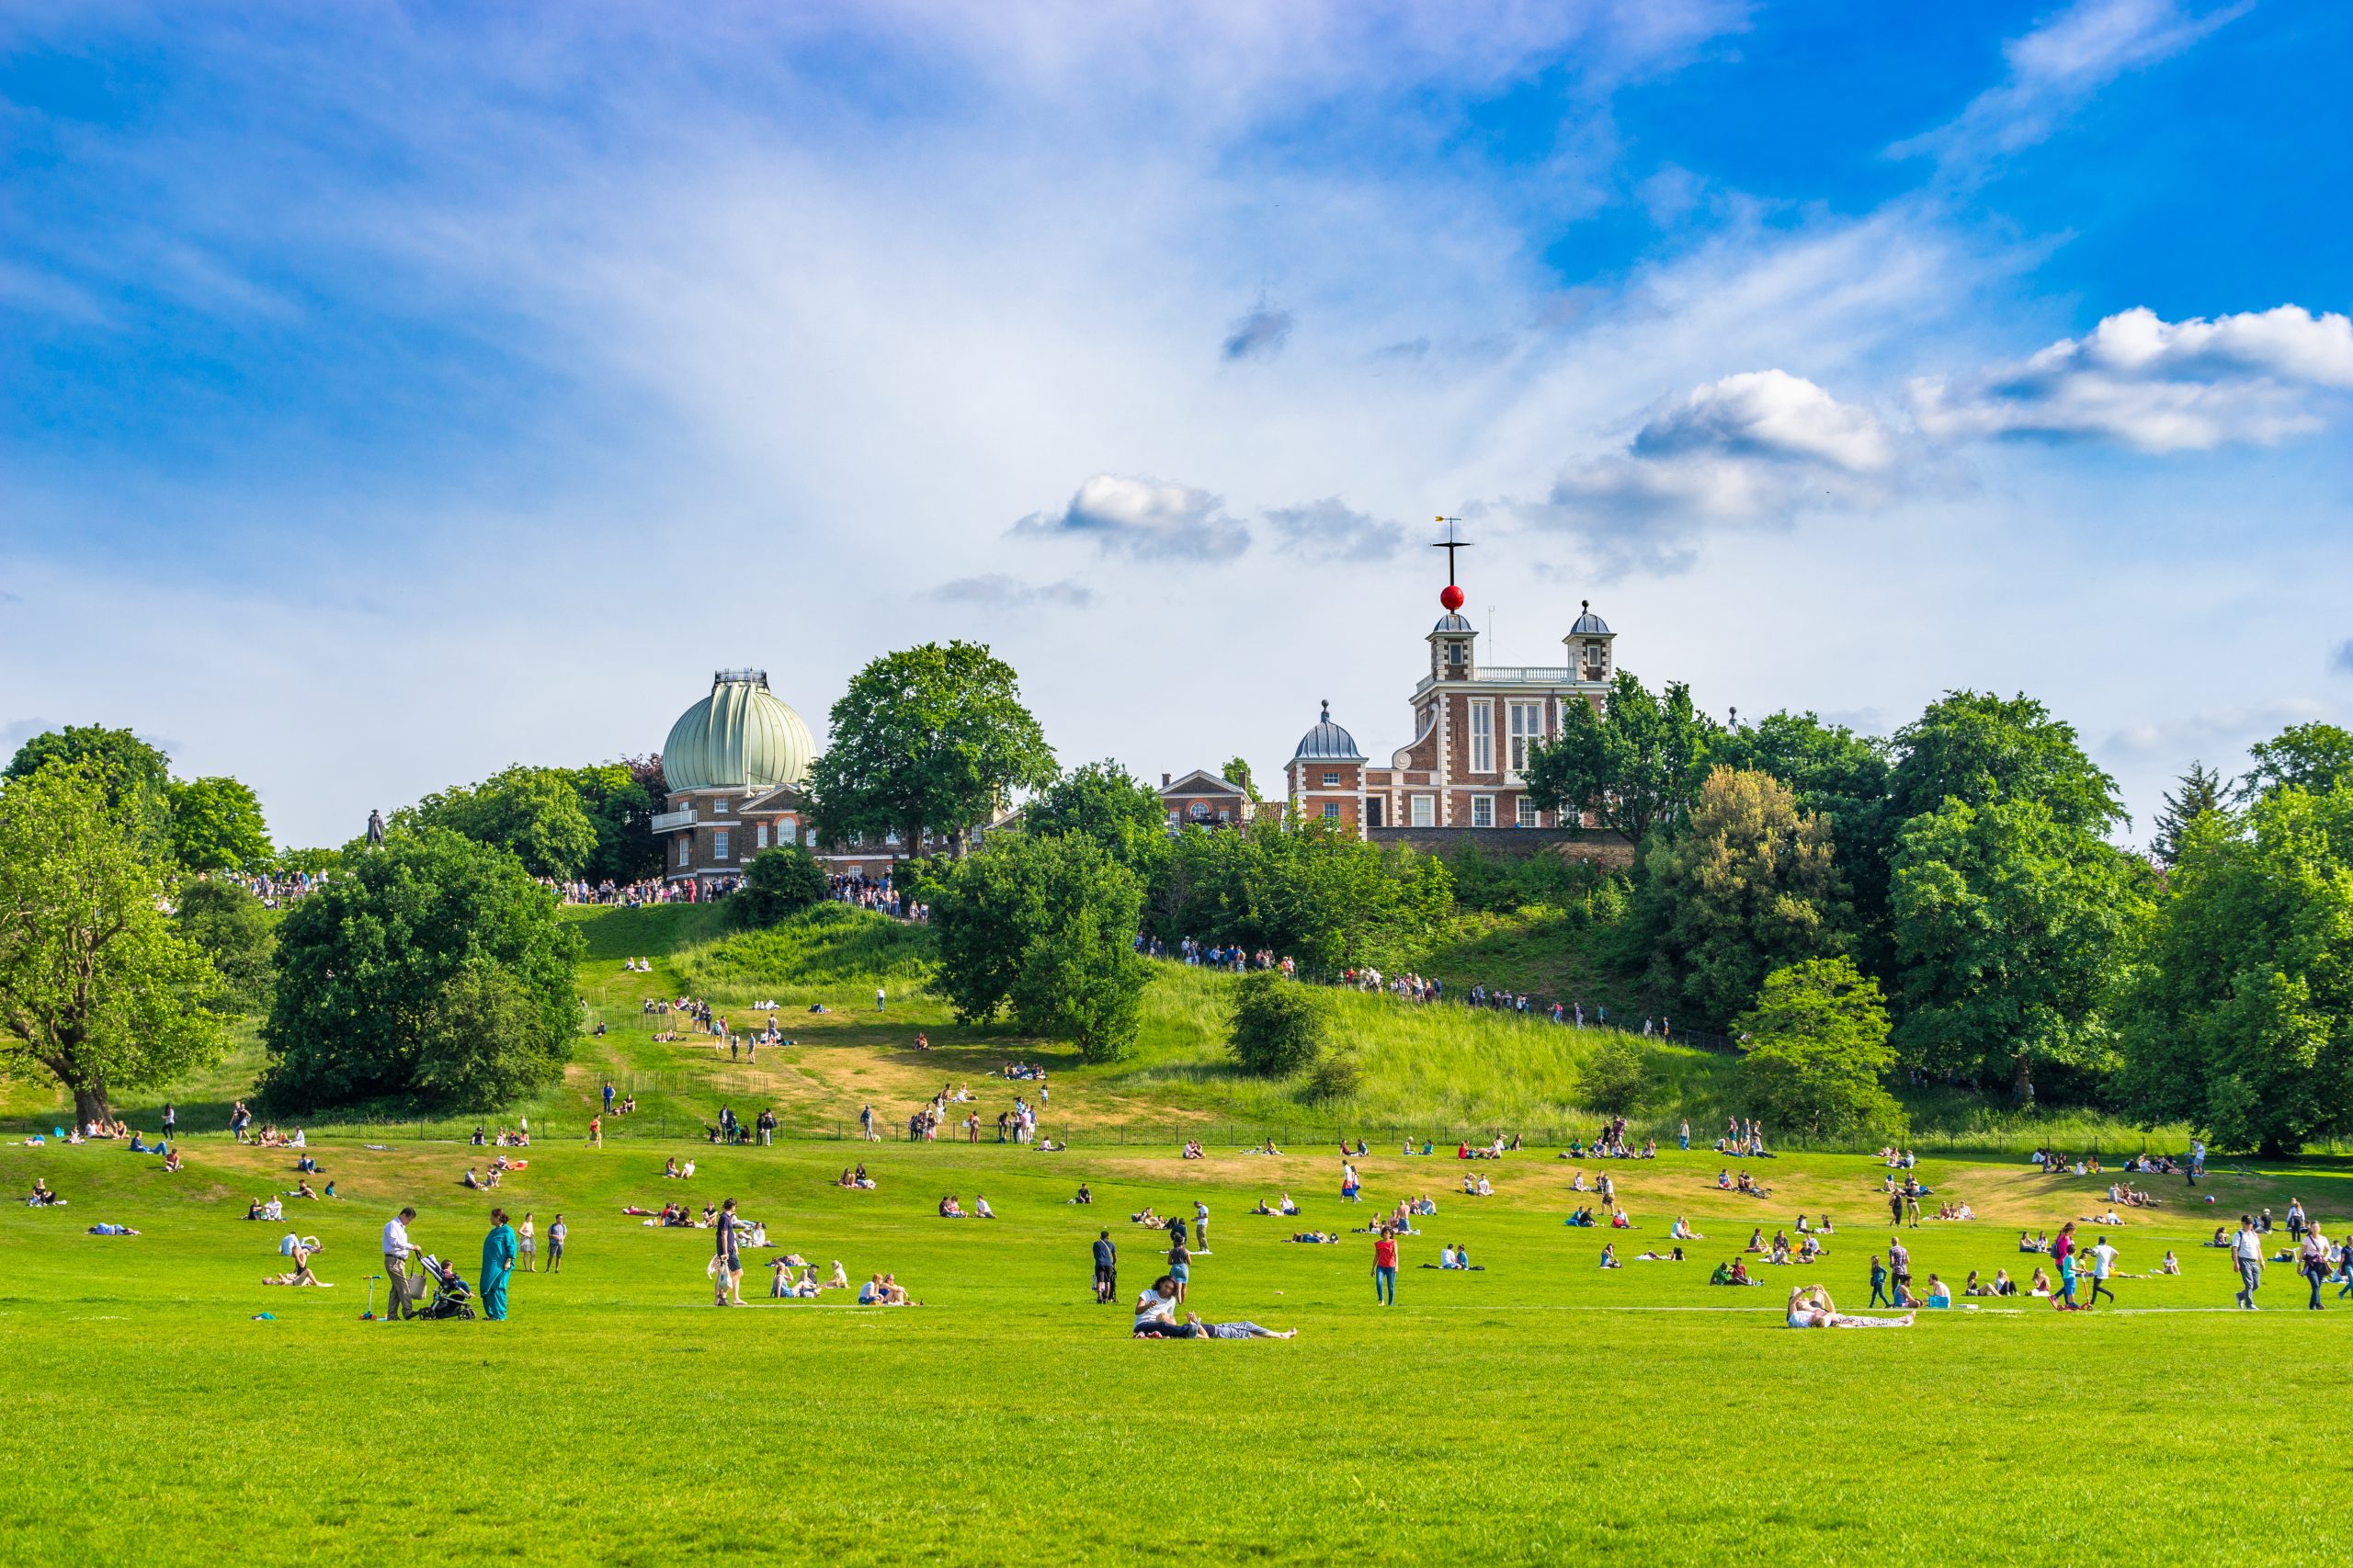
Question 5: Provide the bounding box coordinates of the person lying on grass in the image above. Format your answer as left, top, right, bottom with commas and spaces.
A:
264, 1255, 330, 1286
1786, 1284, 1912, 1328
1181, 1312, 1297, 1338
85, 1221, 139, 1235
1633, 1247, 1687, 1261
1131, 1206, 1164, 1228
1289, 1232, 1340, 1244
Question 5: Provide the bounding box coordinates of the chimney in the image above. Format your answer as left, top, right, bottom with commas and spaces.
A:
1162, 772, 1171, 787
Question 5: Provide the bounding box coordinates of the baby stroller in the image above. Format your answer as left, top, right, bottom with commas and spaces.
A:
415, 1254, 476, 1320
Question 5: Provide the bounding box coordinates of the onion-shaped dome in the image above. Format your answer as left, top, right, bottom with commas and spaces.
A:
1291, 700, 1366, 762
660, 669, 814, 792
1570, 599, 1611, 635
1431, 611, 1475, 634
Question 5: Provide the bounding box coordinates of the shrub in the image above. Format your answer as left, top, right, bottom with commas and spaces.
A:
734, 845, 826, 926
1228, 971, 1328, 1077
1302, 1049, 1362, 1102
1578, 1037, 1651, 1116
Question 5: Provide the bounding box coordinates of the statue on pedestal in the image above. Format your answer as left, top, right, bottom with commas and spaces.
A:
366, 808, 385, 846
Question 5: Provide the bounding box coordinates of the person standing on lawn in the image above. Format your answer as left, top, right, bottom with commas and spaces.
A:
479, 1208, 517, 1321
1194, 1199, 1209, 1252
714, 1198, 745, 1306
1869, 1253, 1892, 1309
546, 1214, 566, 1274
2088, 1234, 2119, 1308
381, 1206, 420, 1321
2299, 1222, 2330, 1310
1093, 1230, 1117, 1303
517, 1212, 536, 1272
1372, 1224, 1399, 1305
2233, 1213, 2265, 1309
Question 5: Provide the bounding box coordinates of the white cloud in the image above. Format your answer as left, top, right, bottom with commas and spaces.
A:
1911, 305, 2353, 451
1222, 301, 1294, 361
2331, 641, 2353, 678
1531, 369, 1895, 574
929, 574, 1094, 608
1011, 474, 1250, 560
1266, 497, 1404, 559
1894, 0, 2249, 169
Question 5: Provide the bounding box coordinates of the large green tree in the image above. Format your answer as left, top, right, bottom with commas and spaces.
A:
562, 759, 665, 883
1525, 671, 1715, 846
1735, 957, 1906, 1142
734, 845, 826, 926
1709, 711, 1892, 931
402, 765, 599, 881
926, 831, 1147, 1062
1886, 691, 2124, 834
174, 878, 278, 1013
2151, 761, 2234, 868
167, 776, 274, 872
6, 725, 174, 848
260, 826, 582, 1110
807, 642, 1057, 858
1633, 767, 1850, 1028
0, 762, 228, 1124
1024, 760, 1168, 871
1889, 797, 2143, 1103
2237, 722, 2353, 803
2120, 785, 2353, 1154
1148, 817, 1454, 975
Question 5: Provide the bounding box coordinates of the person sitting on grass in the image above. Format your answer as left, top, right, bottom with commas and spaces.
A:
1962, 1269, 1991, 1297
1924, 1273, 1952, 1307
1786, 1283, 1913, 1328
770, 1257, 795, 1298
974, 1195, 997, 1220
1564, 1206, 1596, 1228
1745, 1228, 1767, 1254
1770, 1232, 1793, 1266
28, 1178, 63, 1207
2029, 1266, 2054, 1297
1598, 1242, 1622, 1268
1131, 1277, 1198, 1336
163, 1149, 184, 1174
1435, 1244, 1461, 1269
260, 1196, 283, 1221
2161, 1250, 2181, 1276
293, 1179, 318, 1200
938, 1195, 967, 1218
264, 1250, 329, 1286
1669, 1216, 1703, 1241
2018, 1231, 2041, 1252
1181, 1142, 1204, 1160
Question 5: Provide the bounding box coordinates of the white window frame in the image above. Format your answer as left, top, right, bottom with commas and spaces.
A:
1322, 801, 1340, 821
1410, 794, 1435, 827
677, 837, 690, 868
1508, 701, 1542, 772
1470, 700, 1494, 774
1471, 795, 1495, 828
713, 798, 729, 816
1516, 797, 1539, 827
714, 829, 731, 860
1322, 770, 1340, 787
780, 820, 799, 844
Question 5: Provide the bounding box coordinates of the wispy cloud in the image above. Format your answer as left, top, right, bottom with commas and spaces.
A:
1266, 497, 1403, 559
2331, 641, 2353, 677
1221, 301, 1294, 362
1528, 369, 1896, 574
1911, 305, 2353, 451
929, 574, 1094, 608
1011, 474, 1250, 560
1893, 0, 2249, 171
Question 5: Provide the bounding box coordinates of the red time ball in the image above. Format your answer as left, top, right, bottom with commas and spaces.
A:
1439, 584, 1465, 612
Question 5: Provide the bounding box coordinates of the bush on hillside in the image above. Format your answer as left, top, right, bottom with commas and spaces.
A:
175, 876, 277, 1013
1228, 971, 1328, 1077
1577, 1036, 1651, 1116
1302, 1047, 1361, 1102
1735, 957, 1906, 1142
734, 845, 826, 926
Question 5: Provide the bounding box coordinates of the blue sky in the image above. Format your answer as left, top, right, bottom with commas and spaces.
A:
2, 0, 2347, 848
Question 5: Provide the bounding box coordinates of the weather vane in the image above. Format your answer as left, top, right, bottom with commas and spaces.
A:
1431, 516, 1472, 611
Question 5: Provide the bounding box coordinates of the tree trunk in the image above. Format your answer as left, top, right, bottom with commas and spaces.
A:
73, 1083, 111, 1129
2012, 1053, 2034, 1108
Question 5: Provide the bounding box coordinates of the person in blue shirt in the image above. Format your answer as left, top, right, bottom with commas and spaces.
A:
479, 1208, 517, 1321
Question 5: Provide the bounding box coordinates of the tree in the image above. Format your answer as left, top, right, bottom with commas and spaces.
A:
1525, 671, 1715, 845
1577, 1036, 1651, 1117
168, 776, 274, 872
1708, 711, 1893, 930
807, 642, 1057, 858
1889, 797, 2143, 1103
2152, 761, 2234, 867
1025, 760, 1168, 871
403, 766, 599, 881
5, 724, 174, 848
563, 760, 665, 883
926, 832, 1148, 1062
1147, 818, 1454, 975
174, 878, 277, 1013
260, 826, 582, 1110
1735, 957, 1906, 1141
734, 845, 826, 926
2120, 786, 2353, 1155
1633, 767, 1850, 1028
0, 762, 228, 1124
2238, 722, 2353, 803
412, 966, 570, 1111
1222, 757, 1262, 804
1227, 970, 1328, 1076
1887, 691, 2123, 834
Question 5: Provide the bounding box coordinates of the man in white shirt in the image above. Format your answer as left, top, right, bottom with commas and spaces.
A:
2232, 1215, 2264, 1309
381, 1207, 419, 1321
2088, 1239, 2119, 1308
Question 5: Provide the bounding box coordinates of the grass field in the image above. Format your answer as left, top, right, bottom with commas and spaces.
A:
7, 900, 2345, 1564
6, 1121, 2351, 1566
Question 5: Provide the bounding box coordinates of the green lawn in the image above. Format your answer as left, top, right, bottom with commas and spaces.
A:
5, 1124, 2351, 1566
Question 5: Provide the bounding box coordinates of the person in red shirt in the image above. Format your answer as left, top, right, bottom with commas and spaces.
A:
1372, 1225, 1399, 1305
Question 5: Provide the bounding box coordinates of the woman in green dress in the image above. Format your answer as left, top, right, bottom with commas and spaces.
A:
480, 1208, 517, 1321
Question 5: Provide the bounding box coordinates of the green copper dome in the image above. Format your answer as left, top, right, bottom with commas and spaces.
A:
661, 669, 814, 793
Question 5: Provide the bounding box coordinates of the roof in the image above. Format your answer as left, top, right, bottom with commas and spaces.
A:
1569, 599, 1612, 636
1430, 612, 1475, 635
1291, 700, 1367, 762
1160, 768, 1249, 799
661, 670, 816, 793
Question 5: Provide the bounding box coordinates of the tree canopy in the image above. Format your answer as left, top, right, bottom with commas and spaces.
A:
2121, 784, 2353, 1155
734, 845, 826, 926
401, 766, 600, 881
926, 831, 1148, 1062
174, 878, 277, 1014
6, 724, 273, 870
562, 759, 666, 883
1735, 957, 1905, 1141
808, 642, 1057, 857
1024, 760, 1167, 871
0, 761, 229, 1124
1887, 691, 2123, 834
1633, 767, 1850, 1028
2152, 760, 2234, 867
1147, 818, 1453, 975
1524, 671, 1715, 846
260, 826, 582, 1111
168, 776, 274, 872
1708, 711, 1892, 923
2238, 722, 2353, 803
